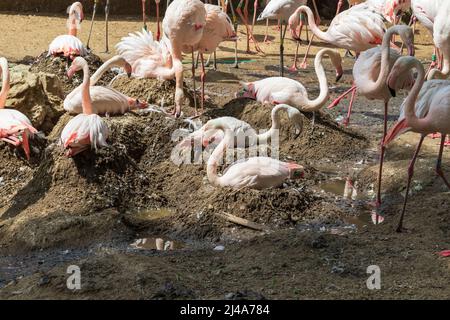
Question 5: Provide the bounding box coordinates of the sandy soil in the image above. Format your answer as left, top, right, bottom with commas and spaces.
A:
0, 13, 449, 299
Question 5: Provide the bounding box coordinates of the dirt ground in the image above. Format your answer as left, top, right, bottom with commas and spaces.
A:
0, 13, 449, 299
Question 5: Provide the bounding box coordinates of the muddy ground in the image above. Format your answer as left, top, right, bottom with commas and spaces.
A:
0, 13, 449, 299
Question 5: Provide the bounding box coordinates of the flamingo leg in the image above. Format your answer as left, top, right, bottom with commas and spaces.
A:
343, 87, 357, 127
86, 0, 98, 49
236, 0, 263, 54
21, 129, 31, 160
376, 102, 389, 211
251, 0, 258, 33
263, 19, 270, 43
397, 134, 425, 233
1, 136, 21, 146
156, 1, 161, 41
104, 0, 110, 53
336, 0, 344, 16
228, 0, 240, 68
142, 0, 147, 31
191, 49, 198, 115
279, 22, 288, 77
289, 40, 300, 72
300, 34, 315, 69
200, 52, 206, 114
436, 134, 450, 189
213, 50, 217, 70
328, 86, 357, 109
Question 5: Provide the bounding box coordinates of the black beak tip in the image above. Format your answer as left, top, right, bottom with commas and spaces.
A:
389, 86, 396, 97
336, 74, 343, 82
127, 72, 132, 78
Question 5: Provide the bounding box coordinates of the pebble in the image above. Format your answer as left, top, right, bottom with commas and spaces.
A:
214, 245, 225, 251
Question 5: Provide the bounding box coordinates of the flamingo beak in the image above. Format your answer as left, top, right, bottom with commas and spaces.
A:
388, 86, 396, 97
67, 67, 76, 79
407, 45, 415, 57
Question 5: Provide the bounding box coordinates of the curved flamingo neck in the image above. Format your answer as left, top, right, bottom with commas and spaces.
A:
256, 105, 285, 141
295, 6, 330, 43
207, 127, 232, 187
68, 16, 78, 36
0, 58, 10, 109
403, 58, 429, 132
91, 56, 122, 86
81, 62, 93, 115
365, 26, 402, 95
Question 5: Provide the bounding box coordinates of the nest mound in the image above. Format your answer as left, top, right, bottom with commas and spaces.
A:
30, 52, 116, 94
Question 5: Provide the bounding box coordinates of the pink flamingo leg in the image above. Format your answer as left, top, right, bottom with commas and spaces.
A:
200, 52, 206, 115
328, 86, 357, 110
156, 1, 161, 41
436, 134, 450, 189
336, 0, 344, 16
263, 19, 270, 43
236, 0, 263, 53
142, 0, 147, 30
289, 41, 300, 72
343, 87, 357, 127
375, 102, 389, 216
300, 34, 315, 69
251, 0, 258, 33
397, 134, 426, 232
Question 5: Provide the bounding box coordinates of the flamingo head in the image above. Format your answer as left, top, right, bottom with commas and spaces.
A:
235, 82, 256, 99
386, 56, 416, 97
396, 25, 415, 56
67, 56, 86, 78
68, 2, 84, 22
287, 163, 305, 180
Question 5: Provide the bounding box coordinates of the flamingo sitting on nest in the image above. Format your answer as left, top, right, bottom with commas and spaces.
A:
383, 56, 450, 232
61, 57, 109, 157
177, 103, 303, 153
0, 57, 38, 160
48, 2, 87, 59
205, 122, 305, 189
237, 48, 343, 125
64, 55, 148, 115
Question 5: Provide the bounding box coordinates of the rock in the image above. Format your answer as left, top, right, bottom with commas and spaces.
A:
213, 245, 225, 251
6, 64, 64, 133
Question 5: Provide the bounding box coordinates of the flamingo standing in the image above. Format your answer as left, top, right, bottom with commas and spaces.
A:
61, 57, 109, 157
236, 48, 343, 125
383, 56, 450, 232
205, 122, 305, 189
256, 0, 320, 75
48, 2, 87, 59
289, 4, 386, 70
328, 25, 415, 215
0, 58, 37, 160
64, 56, 148, 115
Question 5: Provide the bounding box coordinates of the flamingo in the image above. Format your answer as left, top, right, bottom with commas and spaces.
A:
289, 4, 386, 69
0, 58, 37, 160
61, 57, 109, 157
141, 0, 162, 41
204, 122, 305, 189
328, 25, 415, 216
383, 56, 450, 232
426, 1, 450, 80
177, 104, 303, 156
410, 0, 441, 76
48, 2, 87, 59
64, 56, 148, 115
256, 0, 320, 75
336, 1, 366, 15
236, 48, 343, 125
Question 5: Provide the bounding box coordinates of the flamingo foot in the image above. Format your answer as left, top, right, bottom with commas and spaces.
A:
300, 61, 308, 69
342, 117, 350, 127
263, 37, 272, 44
444, 139, 450, 147
428, 132, 441, 139
288, 65, 298, 72
439, 250, 450, 257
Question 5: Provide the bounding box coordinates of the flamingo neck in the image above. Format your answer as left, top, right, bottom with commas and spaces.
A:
81, 62, 94, 115
0, 59, 10, 109
68, 16, 78, 36
257, 104, 285, 141
297, 6, 330, 43
207, 128, 232, 187
366, 26, 401, 94
403, 59, 429, 132
91, 56, 121, 86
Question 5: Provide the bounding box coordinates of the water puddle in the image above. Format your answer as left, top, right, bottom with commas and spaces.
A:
130, 236, 185, 251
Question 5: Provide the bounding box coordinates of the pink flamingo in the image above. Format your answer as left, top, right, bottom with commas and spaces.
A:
205, 122, 305, 189
383, 56, 450, 232
289, 4, 386, 69
329, 25, 415, 217
61, 57, 109, 157
257, 0, 320, 75
411, 0, 441, 76
64, 55, 148, 115
0, 58, 37, 160
141, 0, 162, 41
177, 103, 303, 153
236, 48, 343, 125
48, 2, 87, 59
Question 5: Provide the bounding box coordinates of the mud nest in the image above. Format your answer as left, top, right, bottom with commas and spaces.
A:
30, 51, 116, 94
